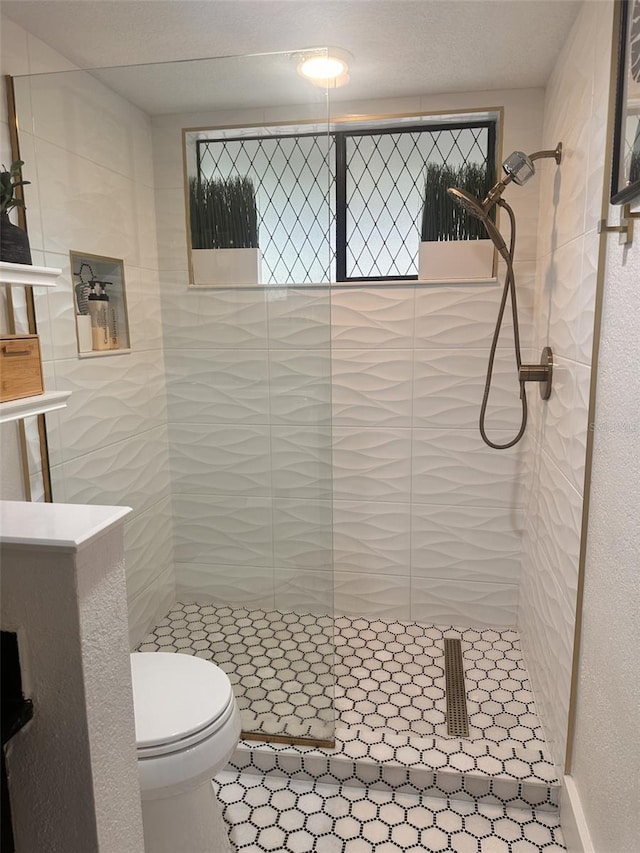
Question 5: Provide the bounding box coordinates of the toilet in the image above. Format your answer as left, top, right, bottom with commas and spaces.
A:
130, 652, 241, 853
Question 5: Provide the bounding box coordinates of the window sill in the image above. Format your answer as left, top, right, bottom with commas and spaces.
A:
188, 277, 499, 291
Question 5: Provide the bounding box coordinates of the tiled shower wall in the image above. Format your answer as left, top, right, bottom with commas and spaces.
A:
153, 87, 545, 627
518, 0, 613, 773
1, 17, 176, 647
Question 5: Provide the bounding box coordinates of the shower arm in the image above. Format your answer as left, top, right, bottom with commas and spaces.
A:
529, 143, 563, 165
482, 144, 563, 209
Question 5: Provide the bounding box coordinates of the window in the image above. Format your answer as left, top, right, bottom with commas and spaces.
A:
196, 117, 496, 284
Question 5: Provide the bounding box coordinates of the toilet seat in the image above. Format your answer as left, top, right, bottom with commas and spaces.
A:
131, 653, 234, 757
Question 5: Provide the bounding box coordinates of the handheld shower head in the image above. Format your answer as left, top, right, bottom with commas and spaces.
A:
445, 143, 562, 451
446, 186, 510, 262
446, 143, 562, 260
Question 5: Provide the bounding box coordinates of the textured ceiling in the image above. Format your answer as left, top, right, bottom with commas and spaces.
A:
2, 0, 583, 113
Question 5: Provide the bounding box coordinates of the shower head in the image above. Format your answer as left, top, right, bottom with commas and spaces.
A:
447, 186, 488, 221
447, 143, 562, 259
447, 186, 511, 262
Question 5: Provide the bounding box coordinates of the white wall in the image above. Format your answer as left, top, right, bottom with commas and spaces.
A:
1, 15, 176, 646
518, 0, 613, 774
569, 198, 640, 852
153, 86, 544, 626
1, 504, 144, 853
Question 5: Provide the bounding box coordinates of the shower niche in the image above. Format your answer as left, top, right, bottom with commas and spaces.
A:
70, 251, 131, 356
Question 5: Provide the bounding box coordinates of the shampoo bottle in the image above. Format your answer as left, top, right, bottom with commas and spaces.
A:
89, 283, 110, 351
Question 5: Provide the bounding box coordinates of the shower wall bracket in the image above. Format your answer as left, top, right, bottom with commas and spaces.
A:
519, 346, 553, 400
597, 203, 640, 246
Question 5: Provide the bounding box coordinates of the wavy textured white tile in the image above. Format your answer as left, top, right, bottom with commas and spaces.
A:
27, 69, 152, 183
333, 500, 411, 576
128, 563, 176, 649
577, 230, 598, 365
274, 568, 334, 615
20, 416, 43, 478
410, 577, 518, 628
127, 266, 164, 353
16, 131, 45, 254
133, 183, 161, 269
332, 428, 412, 502
334, 572, 410, 620
173, 494, 273, 566
162, 288, 268, 350
584, 6, 613, 236
535, 449, 582, 606
537, 355, 590, 498
547, 235, 589, 362
170, 423, 270, 496
269, 349, 332, 426
143, 351, 170, 427
518, 551, 574, 772
331, 288, 414, 349
35, 137, 141, 264
175, 563, 275, 610
267, 289, 331, 349
59, 426, 171, 518
271, 427, 333, 499
411, 505, 522, 584
414, 285, 520, 349
166, 349, 270, 425
154, 187, 190, 263
569, 360, 591, 495
39, 251, 81, 361
411, 429, 528, 507
47, 353, 161, 461
412, 349, 522, 431
273, 499, 333, 570
124, 496, 174, 603
332, 349, 412, 427
537, 354, 576, 480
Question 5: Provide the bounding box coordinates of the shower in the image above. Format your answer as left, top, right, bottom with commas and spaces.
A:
448, 143, 562, 449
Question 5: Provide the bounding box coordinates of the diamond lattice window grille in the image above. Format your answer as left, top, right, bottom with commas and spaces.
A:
197, 120, 494, 284
199, 134, 335, 284
344, 125, 491, 280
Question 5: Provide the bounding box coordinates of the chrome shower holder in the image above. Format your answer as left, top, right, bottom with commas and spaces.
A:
519, 346, 553, 400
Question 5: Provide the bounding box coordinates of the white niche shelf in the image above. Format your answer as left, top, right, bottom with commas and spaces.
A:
1, 262, 69, 422
0, 261, 62, 288
0, 390, 72, 424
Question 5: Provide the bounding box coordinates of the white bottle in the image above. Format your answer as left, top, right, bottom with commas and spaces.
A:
88, 285, 110, 352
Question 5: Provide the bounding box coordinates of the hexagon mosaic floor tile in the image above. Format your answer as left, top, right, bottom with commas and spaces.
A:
138, 603, 547, 755
214, 769, 566, 852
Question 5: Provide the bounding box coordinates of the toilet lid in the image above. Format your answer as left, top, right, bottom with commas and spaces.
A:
131, 653, 234, 749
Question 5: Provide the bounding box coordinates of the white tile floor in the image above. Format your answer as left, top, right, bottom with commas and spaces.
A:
141, 603, 564, 850
139, 604, 547, 754
215, 769, 565, 852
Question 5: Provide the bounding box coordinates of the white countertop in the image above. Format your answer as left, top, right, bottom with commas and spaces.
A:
0, 501, 132, 550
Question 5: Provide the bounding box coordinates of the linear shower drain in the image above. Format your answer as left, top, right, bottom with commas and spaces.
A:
444, 638, 470, 737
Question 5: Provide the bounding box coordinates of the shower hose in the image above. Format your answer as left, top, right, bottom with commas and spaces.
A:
479, 198, 527, 450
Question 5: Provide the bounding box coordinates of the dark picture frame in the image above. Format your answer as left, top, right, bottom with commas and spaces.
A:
611, 0, 640, 204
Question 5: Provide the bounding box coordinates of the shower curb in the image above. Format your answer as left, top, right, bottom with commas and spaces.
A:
230, 725, 560, 812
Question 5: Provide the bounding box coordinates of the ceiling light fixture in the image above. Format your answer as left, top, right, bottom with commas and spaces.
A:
296, 49, 351, 88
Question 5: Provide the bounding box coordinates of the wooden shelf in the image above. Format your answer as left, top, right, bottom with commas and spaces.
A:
0, 391, 71, 424
0, 261, 62, 288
